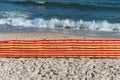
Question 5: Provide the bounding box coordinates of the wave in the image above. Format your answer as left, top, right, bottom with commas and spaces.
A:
0, 18, 120, 32
0, 11, 120, 32
1, 0, 120, 10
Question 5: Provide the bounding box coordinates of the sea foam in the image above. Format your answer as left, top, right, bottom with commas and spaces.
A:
0, 11, 120, 32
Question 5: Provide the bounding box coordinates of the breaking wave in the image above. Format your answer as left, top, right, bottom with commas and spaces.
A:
0, 11, 120, 32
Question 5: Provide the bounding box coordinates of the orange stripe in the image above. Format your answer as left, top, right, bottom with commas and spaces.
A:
0, 40, 120, 44
0, 40, 120, 58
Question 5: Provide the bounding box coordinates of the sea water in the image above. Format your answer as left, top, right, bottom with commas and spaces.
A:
0, 0, 120, 37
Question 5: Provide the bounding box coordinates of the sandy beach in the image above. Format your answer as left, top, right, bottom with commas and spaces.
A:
0, 32, 119, 40
0, 32, 120, 80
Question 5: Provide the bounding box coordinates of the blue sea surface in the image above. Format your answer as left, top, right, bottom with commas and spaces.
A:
0, 0, 120, 37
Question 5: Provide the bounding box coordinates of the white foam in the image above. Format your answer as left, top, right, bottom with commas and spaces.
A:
0, 11, 29, 18
0, 11, 120, 32
35, 1, 45, 4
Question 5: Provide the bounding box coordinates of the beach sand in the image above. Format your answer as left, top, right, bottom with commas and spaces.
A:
0, 32, 120, 80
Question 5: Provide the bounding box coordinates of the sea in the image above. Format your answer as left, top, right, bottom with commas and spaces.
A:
0, 0, 120, 37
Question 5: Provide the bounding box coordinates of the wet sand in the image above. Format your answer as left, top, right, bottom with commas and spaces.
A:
0, 32, 119, 40
0, 32, 120, 80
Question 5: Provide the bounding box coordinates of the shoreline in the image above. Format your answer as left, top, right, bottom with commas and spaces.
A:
0, 32, 120, 80
0, 32, 120, 40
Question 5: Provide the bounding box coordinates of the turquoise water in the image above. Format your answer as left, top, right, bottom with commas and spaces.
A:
0, 0, 120, 37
